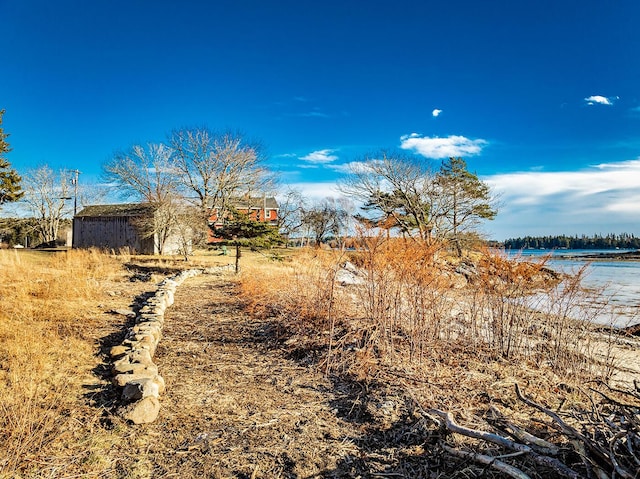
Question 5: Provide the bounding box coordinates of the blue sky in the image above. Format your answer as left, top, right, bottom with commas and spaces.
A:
2, 0, 640, 240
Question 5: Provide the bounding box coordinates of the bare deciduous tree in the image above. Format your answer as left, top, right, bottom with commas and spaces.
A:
339, 151, 438, 242
301, 197, 350, 247
276, 187, 306, 245
103, 143, 182, 255
169, 128, 274, 222
23, 166, 72, 245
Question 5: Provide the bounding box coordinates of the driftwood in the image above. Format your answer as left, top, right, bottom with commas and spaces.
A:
428, 408, 582, 479
413, 382, 640, 478
515, 383, 639, 479
441, 443, 532, 479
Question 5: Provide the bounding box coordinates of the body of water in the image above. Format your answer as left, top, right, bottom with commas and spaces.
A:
507, 249, 640, 328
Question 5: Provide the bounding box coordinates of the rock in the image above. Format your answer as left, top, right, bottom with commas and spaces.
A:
130, 325, 162, 341
120, 396, 160, 424
113, 362, 159, 375
109, 345, 130, 359
335, 268, 365, 286
129, 336, 157, 356
110, 308, 136, 318
113, 370, 158, 387
121, 376, 165, 401
129, 349, 154, 365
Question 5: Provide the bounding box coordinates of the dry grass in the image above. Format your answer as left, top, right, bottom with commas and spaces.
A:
0, 249, 128, 477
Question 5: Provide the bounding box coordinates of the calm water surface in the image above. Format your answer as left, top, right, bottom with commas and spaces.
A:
507, 249, 640, 327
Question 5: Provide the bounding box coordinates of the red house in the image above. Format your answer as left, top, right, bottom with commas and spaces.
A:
208, 196, 279, 243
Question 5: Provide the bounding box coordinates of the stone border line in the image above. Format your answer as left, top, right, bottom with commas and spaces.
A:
108, 269, 202, 424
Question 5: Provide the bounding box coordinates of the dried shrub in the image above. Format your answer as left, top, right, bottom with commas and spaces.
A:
239, 239, 622, 385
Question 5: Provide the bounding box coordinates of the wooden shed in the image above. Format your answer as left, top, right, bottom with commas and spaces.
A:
73, 203, 165, 254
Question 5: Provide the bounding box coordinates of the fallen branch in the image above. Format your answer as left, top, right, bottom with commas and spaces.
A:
514, 384, 611, 466
515, 383, 639, 479
441, 444, 531, 479
488, 405, 560, 456
429, 408, 582, 479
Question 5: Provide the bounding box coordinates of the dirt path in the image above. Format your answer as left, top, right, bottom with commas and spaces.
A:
136, 273, 365, 478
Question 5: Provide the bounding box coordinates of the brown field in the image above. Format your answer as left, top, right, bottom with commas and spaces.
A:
0, 244, 638, 478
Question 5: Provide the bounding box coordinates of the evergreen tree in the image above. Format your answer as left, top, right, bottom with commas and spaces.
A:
0, 110, 23, 207
211, 209, 283, 273
436, 157, 496, 255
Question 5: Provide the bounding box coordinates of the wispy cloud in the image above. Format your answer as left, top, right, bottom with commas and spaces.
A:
295, 110, 330, 118
584, 95, 619, 106
326, 160, 372, 174
485, 159, 640, 238
300, 149, 339, 164
432, 109, 442, 117
400, 133, 487, 159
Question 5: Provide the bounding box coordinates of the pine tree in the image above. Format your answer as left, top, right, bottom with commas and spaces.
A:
436, 157, 496, 255
0, 110, 23, 207
211, 210, 283, 273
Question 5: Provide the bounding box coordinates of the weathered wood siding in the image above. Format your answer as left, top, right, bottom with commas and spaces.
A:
73, 216, 155, 254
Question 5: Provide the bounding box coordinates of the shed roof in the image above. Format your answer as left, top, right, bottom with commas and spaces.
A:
75, 203, 155, 218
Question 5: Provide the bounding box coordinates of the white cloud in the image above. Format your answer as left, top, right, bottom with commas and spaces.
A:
484, 159, 640, 239
432, 109, 442, 117
400, 133, 487, 159
326, 160, 373, 174
299, 149, 339, 164
584, 95, 618, 106
287, 181, 341, 200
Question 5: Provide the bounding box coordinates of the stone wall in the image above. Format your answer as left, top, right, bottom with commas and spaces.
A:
108, 269, 202, 424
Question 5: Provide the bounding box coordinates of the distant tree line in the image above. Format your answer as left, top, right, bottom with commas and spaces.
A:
504, 233, 640, 250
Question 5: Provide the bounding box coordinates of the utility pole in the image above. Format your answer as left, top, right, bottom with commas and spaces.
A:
69, 169, 81, 215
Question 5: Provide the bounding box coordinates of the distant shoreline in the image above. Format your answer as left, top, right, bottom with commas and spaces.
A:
560, 249, 640, 261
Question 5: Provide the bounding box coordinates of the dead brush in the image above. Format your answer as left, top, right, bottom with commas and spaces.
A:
465, 250, 620, 381
240, 241, 622, 385
239, 248, 352, 332
348, 235, 454, 364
